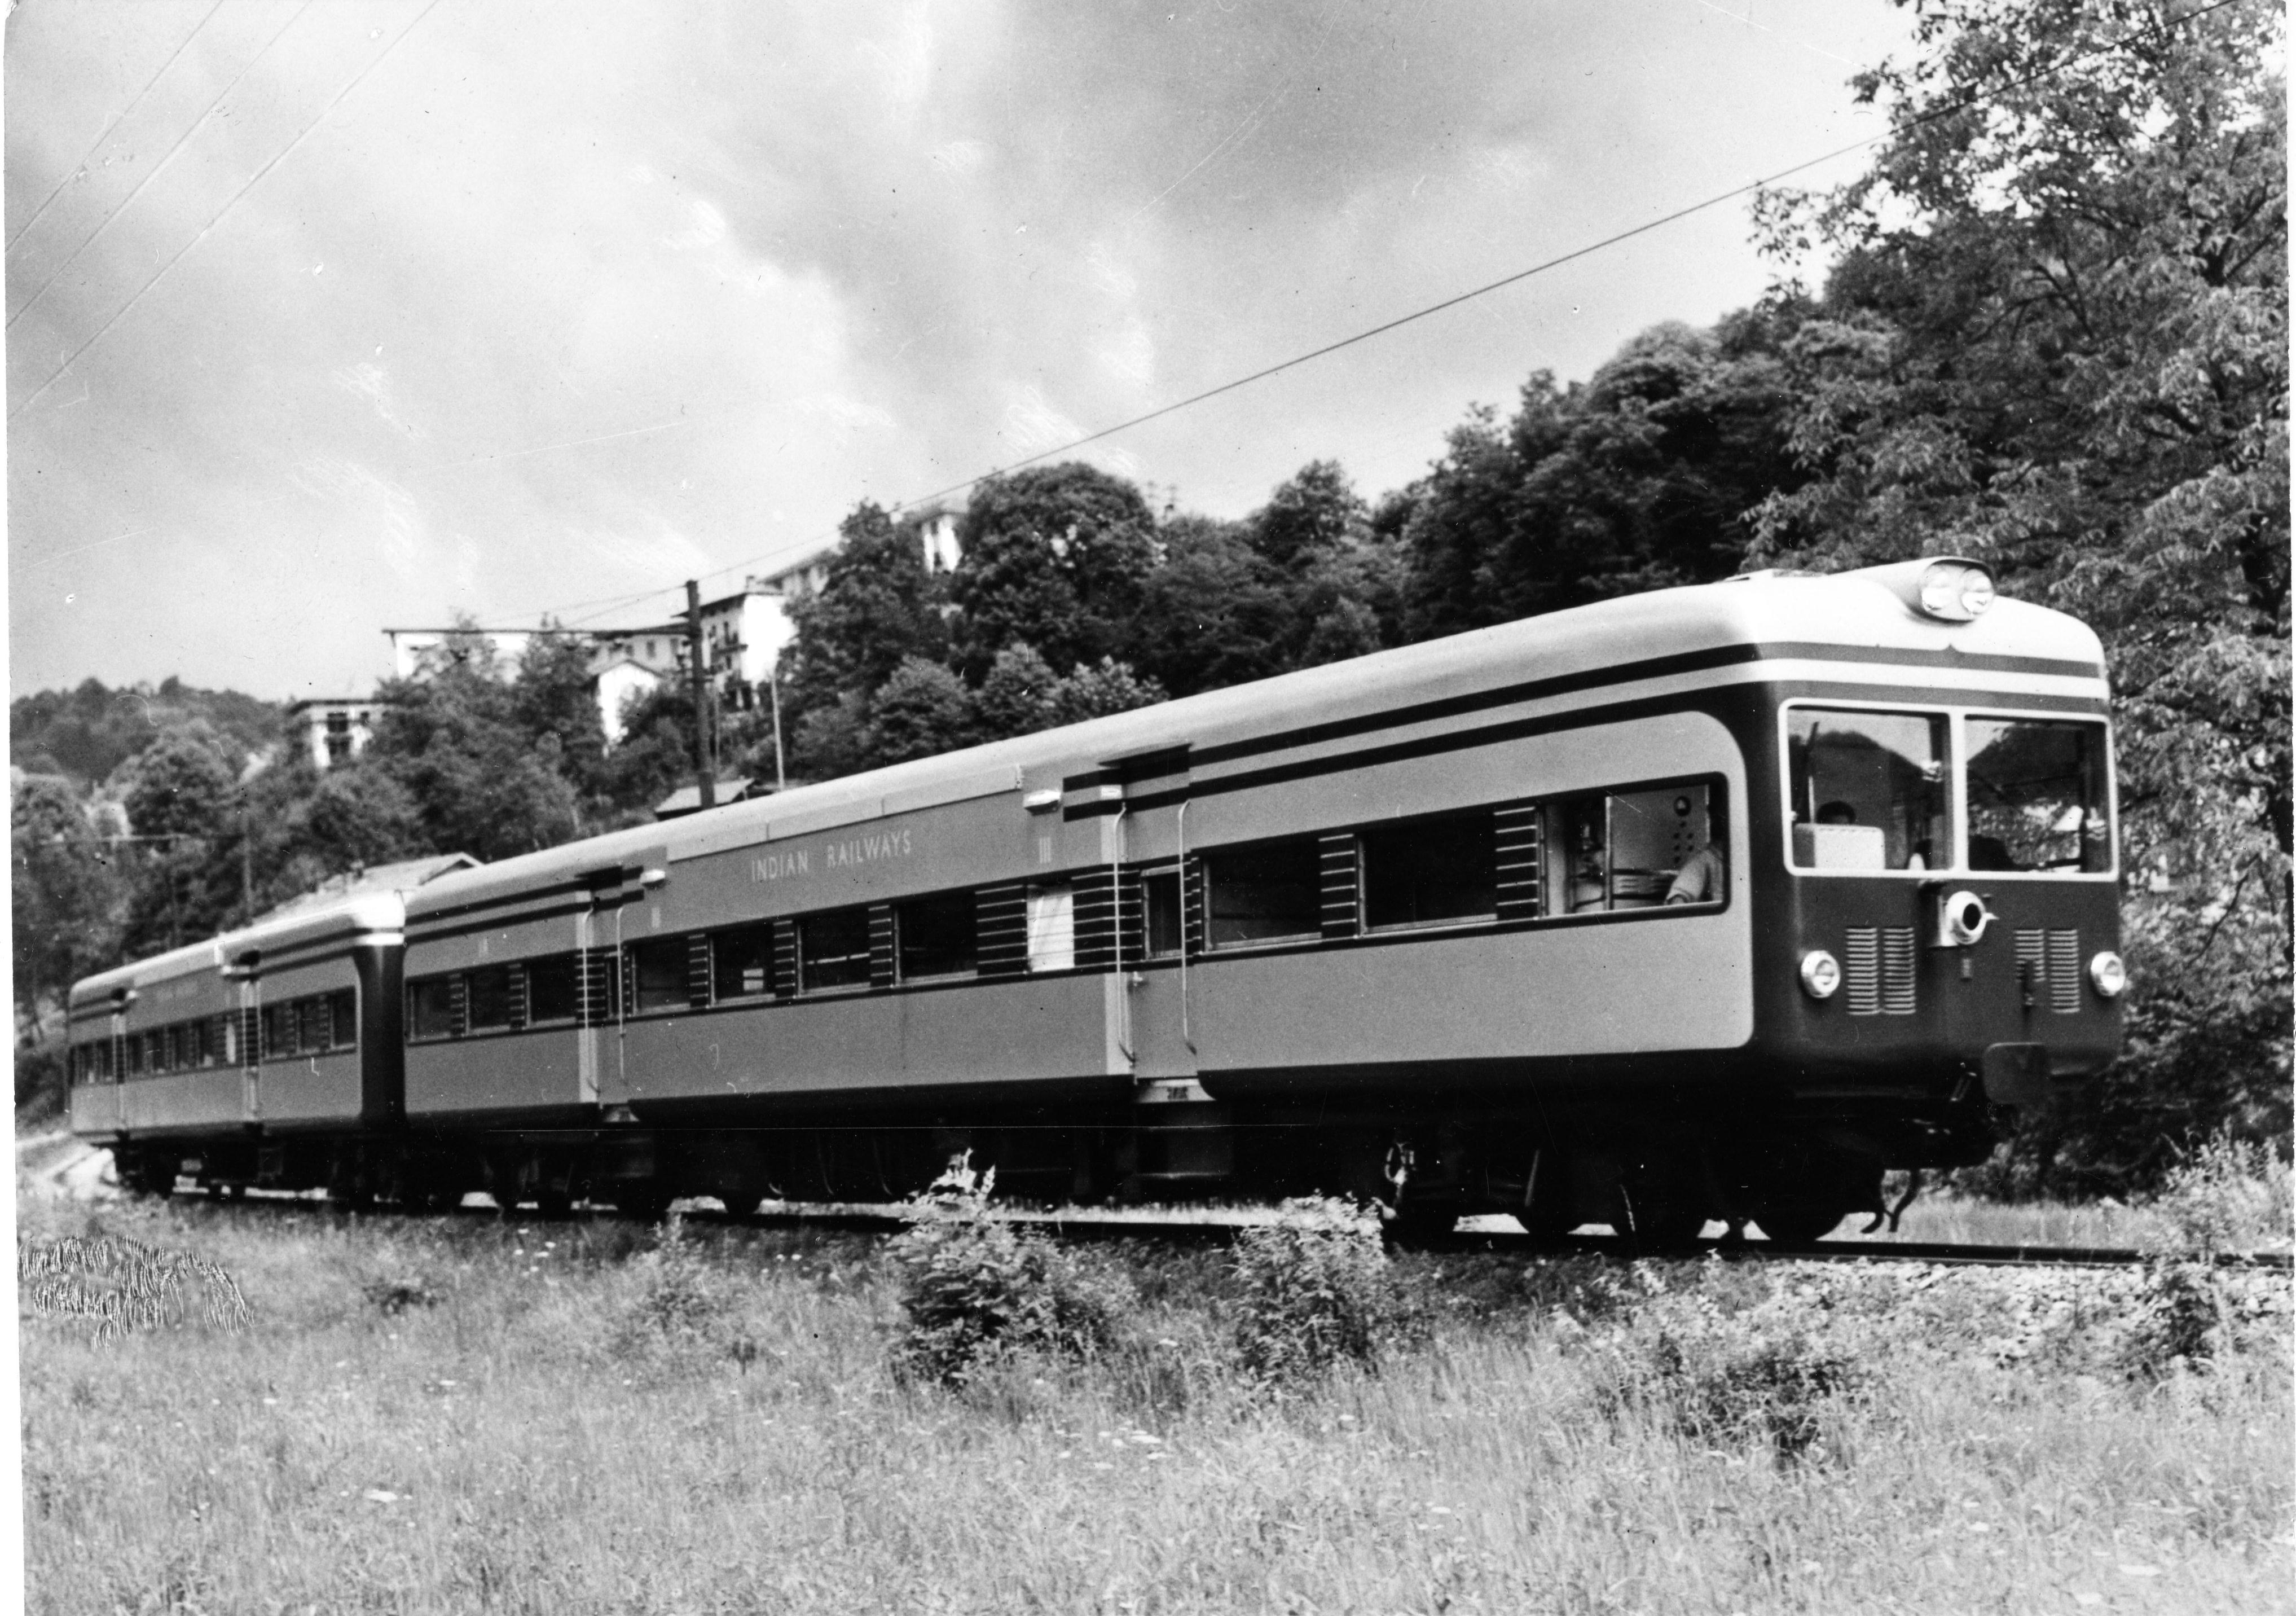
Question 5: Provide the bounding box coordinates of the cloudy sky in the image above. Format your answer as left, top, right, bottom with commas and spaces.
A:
8, 0, 1908, 701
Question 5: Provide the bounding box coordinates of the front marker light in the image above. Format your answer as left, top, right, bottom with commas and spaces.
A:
2089, 951, 2127, 999
1800, 950, 1842, 1000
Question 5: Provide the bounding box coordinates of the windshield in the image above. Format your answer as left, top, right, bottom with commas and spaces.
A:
1786, 708, 1950, 871
1965, 718, 2113, 872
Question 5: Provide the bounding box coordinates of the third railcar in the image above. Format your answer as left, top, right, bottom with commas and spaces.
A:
73, 557, 2124, 1239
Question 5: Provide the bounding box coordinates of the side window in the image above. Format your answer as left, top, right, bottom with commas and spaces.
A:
1143, 869, 1183, 958
1025, 883, 1075, 972
628, 939, 689, 1012
1550, 783, 1723, 912
306, 996, 340, 1052
712, 926, 772, 1000
798, 908, 873, 993
331, 990, 358, 1048
261, 1004, 292, 1060
1361, 809, 1497, 930
898, 891, 977, 981
524, 955, 580, 1025
1204, 838, 1322, 948
466, 965, 513, 1031
407, 976, 457, 1041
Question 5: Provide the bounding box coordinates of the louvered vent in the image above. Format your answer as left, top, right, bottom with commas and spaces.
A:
2048, 928, 2081, 1014
2015, 928, 2045, 1000
1882, 926, 1917, 1015
1844, 927, 1880, 1016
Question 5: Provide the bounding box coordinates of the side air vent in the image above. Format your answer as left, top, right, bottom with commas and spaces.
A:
1882, 927, 1917, 1015
2048, 928, 2081, 1014
1844, 928, 1880, 1016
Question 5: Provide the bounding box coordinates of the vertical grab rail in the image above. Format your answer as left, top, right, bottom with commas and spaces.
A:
1176, 799, 1195, 1054
1111, 804, 1132, 1064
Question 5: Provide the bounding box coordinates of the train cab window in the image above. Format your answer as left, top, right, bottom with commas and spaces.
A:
1787, 707, 1949, 871
628, 939, 689, 1012
798, 907, 873, 992
408, 976, 457, 1041
331, 990, 358, 1048
524, 955, 580, 1025
898, 892, 977, 981
1965, 717, 2113, 873
1144, 870, 1183, 957
467, 965, 514, 1030
1362, 809, 1497, 930
712, 927, 772, 1000
1205, 838, 1322, 948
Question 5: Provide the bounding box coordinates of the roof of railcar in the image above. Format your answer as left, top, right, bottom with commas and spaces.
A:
407, 564, 2108, 916
68, 891, 409, 1008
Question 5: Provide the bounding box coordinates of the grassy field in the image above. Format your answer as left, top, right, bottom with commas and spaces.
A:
17, 1174, 2293, 1616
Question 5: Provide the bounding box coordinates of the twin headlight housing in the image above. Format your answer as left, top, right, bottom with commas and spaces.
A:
1915, 558, 1995, 621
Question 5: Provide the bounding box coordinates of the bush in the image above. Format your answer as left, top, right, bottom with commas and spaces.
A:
1229, 1198, 1420, 1386
883, 1158, 1130, 1387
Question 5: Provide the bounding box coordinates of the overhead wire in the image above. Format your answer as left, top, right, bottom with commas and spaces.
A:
7, 0, 315, 332
8, 0, 446, 422
617, 0, 2250, 611
5, 0, 231, 254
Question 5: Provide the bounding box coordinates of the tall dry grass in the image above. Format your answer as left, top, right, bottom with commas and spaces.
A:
17, 1189, 2292, 1615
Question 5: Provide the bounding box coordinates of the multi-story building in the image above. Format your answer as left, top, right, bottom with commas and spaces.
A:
285, 697, 389, 770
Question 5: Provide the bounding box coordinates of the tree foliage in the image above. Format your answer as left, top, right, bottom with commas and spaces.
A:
1749, 0, 2289, 1183
12, 777, 121, 1029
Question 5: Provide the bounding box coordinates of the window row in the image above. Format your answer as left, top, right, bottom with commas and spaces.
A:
68, 989, 357, 1082
1197, 781, 1726, 948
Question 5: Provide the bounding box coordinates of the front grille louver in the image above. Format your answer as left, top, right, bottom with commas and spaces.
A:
2017, 928, 2083, 1014
1844, 926, 1916, 1017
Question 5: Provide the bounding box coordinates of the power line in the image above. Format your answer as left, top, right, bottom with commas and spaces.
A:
5, 0, 230, 254
7, 0, 314, 333
643, 0, 2253, 603
9, 0, 446, 423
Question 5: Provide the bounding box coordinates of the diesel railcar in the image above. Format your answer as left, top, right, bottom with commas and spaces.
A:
71, 557, 2125, 1239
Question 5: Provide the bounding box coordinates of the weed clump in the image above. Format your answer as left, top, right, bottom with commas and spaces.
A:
884, 1159, 1130, 1388
609, 1213, 732, 1362
363, 1275, 440, 1315
1593, 1279, 1867, 1462
1229, 1198, 1420, 1386
2141, 1132, 2293, 1257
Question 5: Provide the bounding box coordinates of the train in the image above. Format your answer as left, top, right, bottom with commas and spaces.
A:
68, 556, 2125, 1241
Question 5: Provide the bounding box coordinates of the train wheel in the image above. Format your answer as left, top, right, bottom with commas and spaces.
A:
615, 1186, 671, 1223
1753, 1204, 1845, 1247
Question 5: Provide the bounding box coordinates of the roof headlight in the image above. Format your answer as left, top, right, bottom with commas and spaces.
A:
2089, 951, 2127, 999
1917, 560, 1995, 621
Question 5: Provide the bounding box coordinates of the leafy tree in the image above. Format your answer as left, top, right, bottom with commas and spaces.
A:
779, 502, 951, 721
872, 658, 979, 763
1043, 658, 1167, 728
11, 776, 121, 1027
110, 727, 241, 955
1128, 516, 1293, 697
949, 464, 1158, 680
1249, 459, 1370, 571
975, 642, 1063, 740
512, 628, 613, 804
9, 676, 279, 786
1399, 312, 1801, 640
1748, 0, 2288, 1183
362, 633, 582, 862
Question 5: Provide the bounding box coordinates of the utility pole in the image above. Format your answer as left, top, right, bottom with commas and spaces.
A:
768, 672, 787, 792
684, 579, 715, 809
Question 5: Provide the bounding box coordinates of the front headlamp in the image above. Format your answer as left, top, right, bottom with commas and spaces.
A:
1916, 559, 1996, 622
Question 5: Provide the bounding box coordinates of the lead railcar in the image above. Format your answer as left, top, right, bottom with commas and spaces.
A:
71, 557, 2123, 1239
